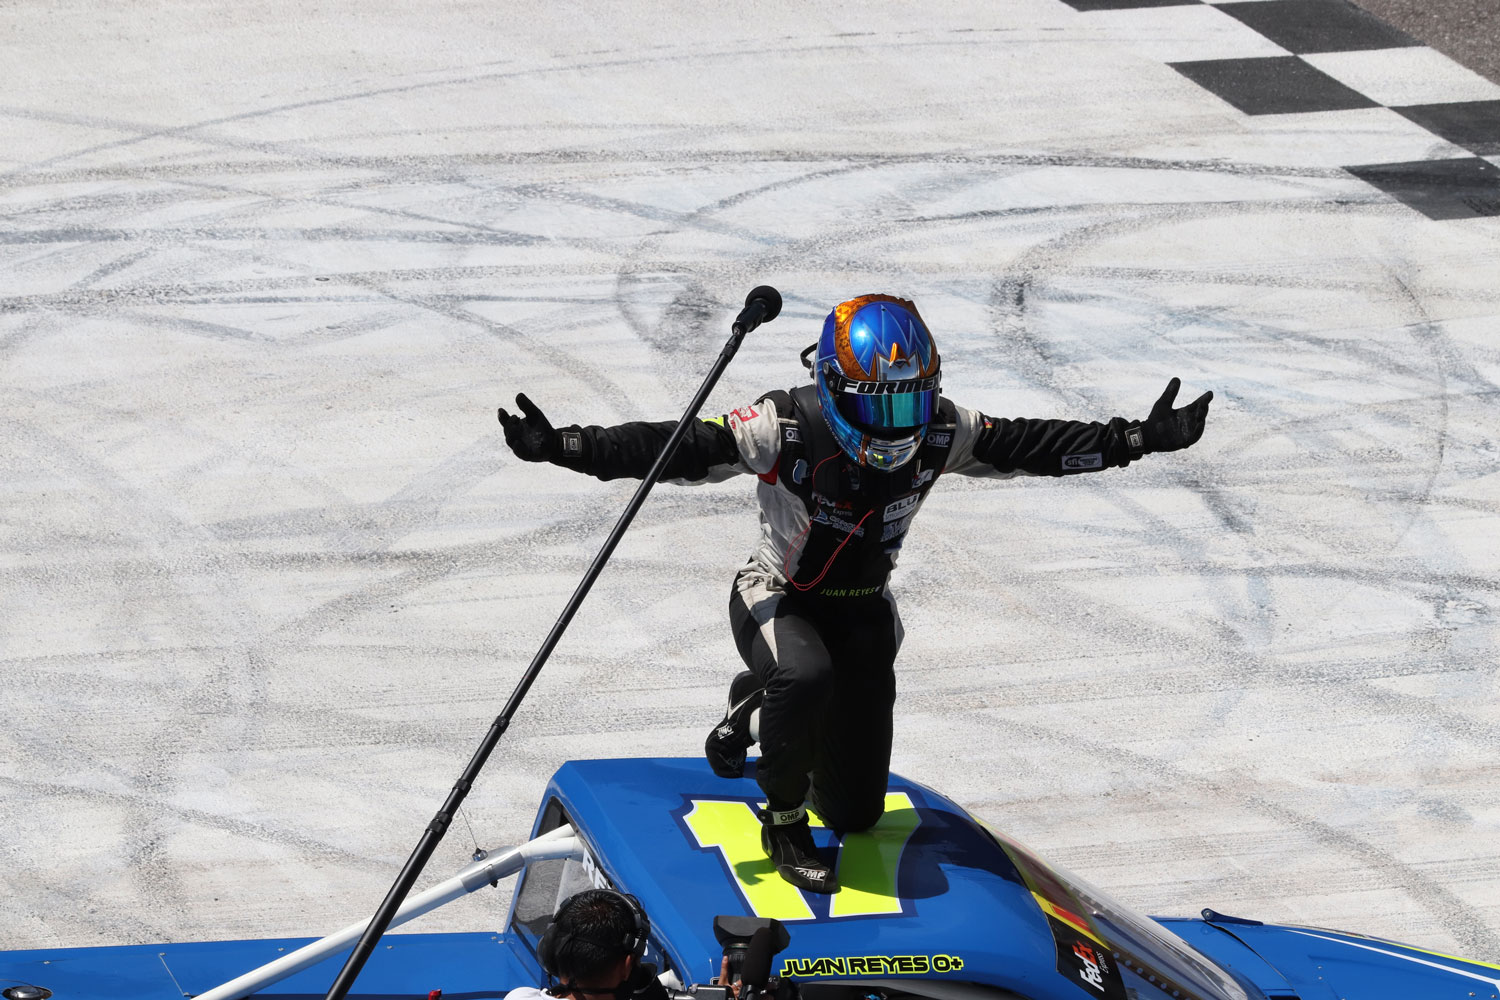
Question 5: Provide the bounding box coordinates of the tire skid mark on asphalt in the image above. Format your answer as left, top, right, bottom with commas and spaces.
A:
1, 376, 360, 513
3, 165, 682, 312
65, 246, 160, 290
1033, 819, 1498, 910
985, 203, 1410, 390
923, 517, 1499, 745
6, 157, 924, 400
953, 711, 1500, 960
3, 645, 732, 754
205, 489, 698, 574
1062, 264, 1500, 305
0, 820, 173, 947
1363, 270, 1500, 695
916, 515, 1499, 947
3, 184, 194, 220
2, 28, 1188, 180
0, 398, 316, 928
0, 395, 663, 931
0, 774, 389, 873
343, 279, 646, 423
606, 159, 919, 404
0, 264, 699, 311
1208, 388, 1500, 468
0, 313, 53, 363
976, 188, 1496, 687
900, 640, 1500, 712
4, 148, 1360, 195
711, 197, 1406, 331
5, 164, 660, 459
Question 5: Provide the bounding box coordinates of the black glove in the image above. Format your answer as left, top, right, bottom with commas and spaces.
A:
1139, 378, 1212, 453
498, 392, 558, 462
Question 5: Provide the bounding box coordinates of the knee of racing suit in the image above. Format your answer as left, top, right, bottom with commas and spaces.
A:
811, 790, 886, 835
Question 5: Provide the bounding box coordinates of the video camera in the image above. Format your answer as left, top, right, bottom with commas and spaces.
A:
678, 916, 795, 1000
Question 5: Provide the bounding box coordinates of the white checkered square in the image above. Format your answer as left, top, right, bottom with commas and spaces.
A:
1304, 48, 1500, 107
1085, 4, 1290, 62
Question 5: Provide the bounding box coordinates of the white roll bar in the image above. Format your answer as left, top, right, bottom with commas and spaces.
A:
195, 824, 581, 1000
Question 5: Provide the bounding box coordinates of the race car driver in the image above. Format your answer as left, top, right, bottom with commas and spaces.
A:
499, 293, 1212, 894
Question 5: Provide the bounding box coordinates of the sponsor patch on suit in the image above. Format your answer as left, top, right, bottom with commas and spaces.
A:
884, 495, 920, 522
1062, 453, 1102, 471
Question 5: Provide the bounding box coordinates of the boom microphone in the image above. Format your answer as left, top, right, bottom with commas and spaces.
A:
733, 285, 783, 336
323, 288, 769, 1000
740, 926, 776, 996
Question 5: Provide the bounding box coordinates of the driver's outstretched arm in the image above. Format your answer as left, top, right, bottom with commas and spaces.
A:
498, 392, 754, 483
945, 379, 1212, 478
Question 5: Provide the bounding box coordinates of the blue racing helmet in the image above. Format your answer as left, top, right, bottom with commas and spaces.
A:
813, 294, 941, 471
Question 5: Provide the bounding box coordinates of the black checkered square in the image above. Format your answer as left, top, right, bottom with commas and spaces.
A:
1392, 101, 1500, 156
1171, 56, 1377, 115
1214, 1, 1419, 53
1346, 158, 1500, 220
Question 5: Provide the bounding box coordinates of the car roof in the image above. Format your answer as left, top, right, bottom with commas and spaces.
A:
538, 757, 1065, 997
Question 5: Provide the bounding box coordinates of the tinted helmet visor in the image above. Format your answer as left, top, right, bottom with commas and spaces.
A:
836, 389, 937, 435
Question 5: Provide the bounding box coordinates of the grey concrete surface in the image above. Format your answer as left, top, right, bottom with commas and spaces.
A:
1, 0, 1499, 977
1354, 0, 1500, 85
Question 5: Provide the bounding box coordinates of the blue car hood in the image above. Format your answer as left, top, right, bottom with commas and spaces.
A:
1212, 921, 1500, 1000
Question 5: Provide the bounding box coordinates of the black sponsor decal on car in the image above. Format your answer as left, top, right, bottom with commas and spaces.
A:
1045, 916, 1125, 1000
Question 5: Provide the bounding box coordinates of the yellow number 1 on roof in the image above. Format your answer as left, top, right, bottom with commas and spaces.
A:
683, 793, 921, 920
684, 800, 815, 921
829, 793, 919, 918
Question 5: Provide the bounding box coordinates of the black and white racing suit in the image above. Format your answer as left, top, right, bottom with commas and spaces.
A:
552, 383, 1148, 831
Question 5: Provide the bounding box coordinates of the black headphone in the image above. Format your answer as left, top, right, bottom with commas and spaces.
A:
538, 888, 651, 979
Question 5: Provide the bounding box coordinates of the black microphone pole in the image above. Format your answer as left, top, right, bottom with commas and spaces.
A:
322, 285, 783, 1000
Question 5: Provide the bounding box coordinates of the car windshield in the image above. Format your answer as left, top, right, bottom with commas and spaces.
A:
980, 824, 1249, 1000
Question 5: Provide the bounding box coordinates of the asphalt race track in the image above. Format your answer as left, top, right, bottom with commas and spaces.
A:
3, 0, 1499, 966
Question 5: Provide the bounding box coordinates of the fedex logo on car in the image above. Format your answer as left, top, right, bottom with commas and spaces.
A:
1072, 943, 1106, 992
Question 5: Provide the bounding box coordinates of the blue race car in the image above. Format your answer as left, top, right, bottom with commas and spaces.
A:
2, 757, 1497, 1000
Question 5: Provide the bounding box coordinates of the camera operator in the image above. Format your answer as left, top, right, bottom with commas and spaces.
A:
507, 889, 666, 1000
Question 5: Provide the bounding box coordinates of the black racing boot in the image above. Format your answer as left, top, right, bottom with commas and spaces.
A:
705, 670, 762, 779
760, 805, 839, 894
